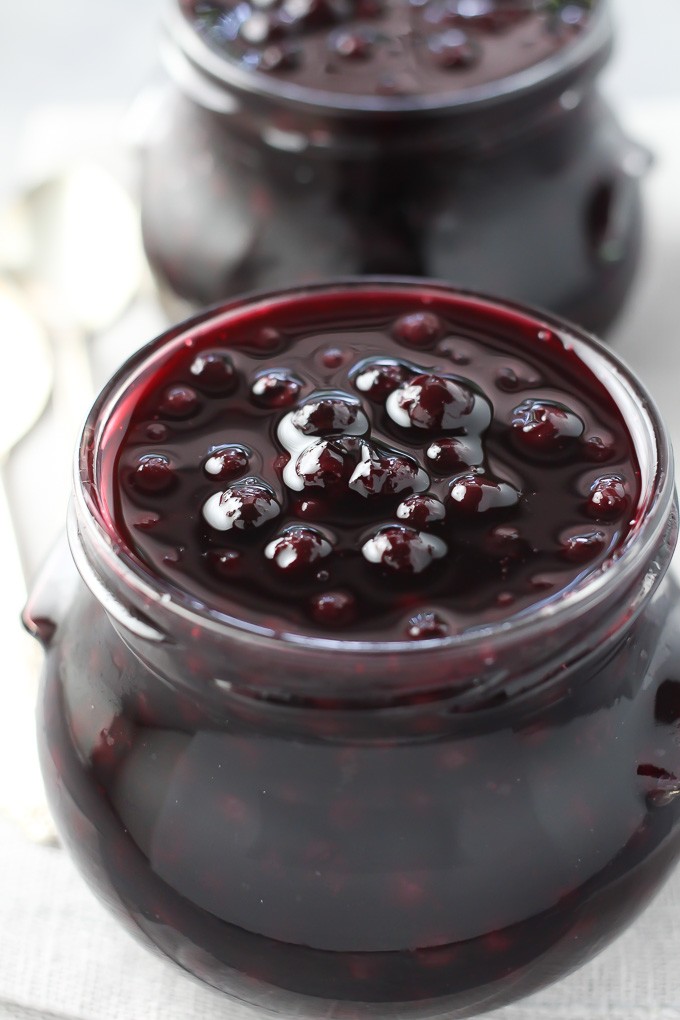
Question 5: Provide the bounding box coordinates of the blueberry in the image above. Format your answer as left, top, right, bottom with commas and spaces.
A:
348, 443, 429, 498
204, 445, 250, 480
251, 369, 303, 408
405, 610, 450, 639
292, 395, 361, 435
207, 548, 244, 578
352, 358, 412, 402
310, 590, 357, 627
449, 473, 521, 514
328, 27, 375, 58
426, 436, 478, 473
361, 525, 448, 574
585, 475, 629, 521
393, 311, 443, 348
133, 455, 175, 493
145, 422, 169, 441
387, 373, 476, 431
427, 29, 479, 69
396, 494, 446, 527
511, 399, 584, 455
159, 384, 200, 418
202, 479, 281, 531
189, 349, 237, 395
560, 528, 607, 563
265, 526, 333, 572
295, 438, 355, 490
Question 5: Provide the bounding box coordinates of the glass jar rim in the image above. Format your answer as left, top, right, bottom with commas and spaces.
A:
163, 0, 612, 119
74, 277, 675, 660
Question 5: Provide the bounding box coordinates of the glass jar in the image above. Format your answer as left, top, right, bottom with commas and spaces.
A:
141, 0, 648, 333
25, 281, 680, 1019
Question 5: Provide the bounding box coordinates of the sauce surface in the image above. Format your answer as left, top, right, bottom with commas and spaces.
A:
102, 285, 639, 638
180, 0, 598, 98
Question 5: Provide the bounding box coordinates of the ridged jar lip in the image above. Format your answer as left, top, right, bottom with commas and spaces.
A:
75, 278, 675, 657
164, 0, 612, 118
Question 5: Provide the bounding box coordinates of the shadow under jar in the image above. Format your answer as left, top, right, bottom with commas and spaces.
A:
25, 280, 680, 1019
142, 0, 648, 333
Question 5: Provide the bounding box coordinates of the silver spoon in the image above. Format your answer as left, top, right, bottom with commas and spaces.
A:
0, 163, 152, 576
0, 161, 147, 420
0, 279, 56, 843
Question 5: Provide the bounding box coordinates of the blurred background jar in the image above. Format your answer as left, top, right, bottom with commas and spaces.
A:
141, 0, 649, 333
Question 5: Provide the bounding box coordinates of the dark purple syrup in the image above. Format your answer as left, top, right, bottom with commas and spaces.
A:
181, 0, 598, 97
103, 285, 639, 639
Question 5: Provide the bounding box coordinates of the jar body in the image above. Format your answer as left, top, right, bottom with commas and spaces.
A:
29, 535, 680, 1019
141, 87, 645, 334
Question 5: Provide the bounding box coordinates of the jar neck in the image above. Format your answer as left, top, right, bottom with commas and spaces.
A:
160, 1, 613, 157
67, 282, 677, 717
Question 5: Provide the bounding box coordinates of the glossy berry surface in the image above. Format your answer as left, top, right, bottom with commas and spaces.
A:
586, 474, 630, 520
189, 349, 238, 394
204, 445, 251, 479
181, 0, 599, 99
105, 284, 639, 638
387, 372, 478, 431
251, 369, 302, 408
511, 398, 585, 455
202, 480, 281, 531
265, 525, 333, 572
132, 455, 175, 493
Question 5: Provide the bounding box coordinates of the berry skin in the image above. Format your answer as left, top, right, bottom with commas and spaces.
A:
133, 455, 175, 493
426, 436, 478, 474
352, 358, 412, 402
393, 311, 443, 348
264, 526, 333, 572
145, 422, 169, 441
560, 528, 607, 564
309, 590, 357, 627
204, 445, 250, 480
511, 399, 584, 455
321, 347, 345, 369
348, 443, 428, 498
328, 27, 375, 58
405, 610, 449, 640
295, 438, 355, 490
292, 395, 361, 435
396, 494, 446, 527
427, 29, 479, 69
206, 548, 244, 578
189, 349, 237, 395
583, 434, 616, 463
361, 525, 448, 574
159, 384, 200, 418
485, 524, 528, 562
387, 373, 475, 431
202, 479, 281, 531
251, 370, 303, 409
585, 476, 629, 521
449, 473, 521, 514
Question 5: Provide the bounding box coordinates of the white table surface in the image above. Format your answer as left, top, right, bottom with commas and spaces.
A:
1, 95, 680, 1020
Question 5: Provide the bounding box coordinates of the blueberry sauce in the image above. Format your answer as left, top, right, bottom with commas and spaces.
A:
24, 283, 680, 1019
103, 284, 638, 639
181, 0, 598, 98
